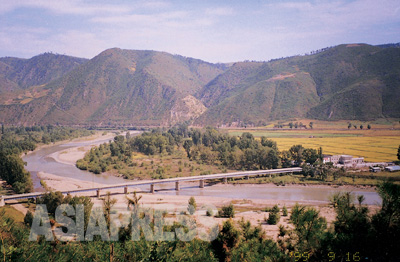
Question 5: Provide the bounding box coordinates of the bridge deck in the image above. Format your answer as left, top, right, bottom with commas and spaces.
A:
1, 167, 302, 202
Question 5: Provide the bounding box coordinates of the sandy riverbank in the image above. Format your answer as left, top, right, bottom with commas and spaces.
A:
18, 131, 380, 240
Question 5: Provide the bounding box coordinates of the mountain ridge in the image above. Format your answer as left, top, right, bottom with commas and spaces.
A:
0, 43, 399, 126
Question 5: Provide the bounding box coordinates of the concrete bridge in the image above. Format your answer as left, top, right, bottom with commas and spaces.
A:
0, 167, 302, 206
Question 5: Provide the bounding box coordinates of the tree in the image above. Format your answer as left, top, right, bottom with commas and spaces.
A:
126, 191, 142, 213
303, 148, 318, 164
289, 122, 293, 129
212, 219, 240, 262
218, 203, 235, 218
183, 139, 193, 158
1, 123, 4, 135
360, 124, 363, 130
309, 122, 314, 129
289, 204, 327, 255
367, 124, 371, 129
397, 145, 400, 161
289, 145, 305, 165
280, 150, 292, 168
318, 147, 323, 161
103, 192, 117, 229
348, 123, 352, 129
188, 196, 197, 215
329, 192, 371, 261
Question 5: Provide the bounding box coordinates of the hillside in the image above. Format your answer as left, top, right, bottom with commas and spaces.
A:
195, 44, 400, 126
0, 53, 88, 93
0, 49, 226, 126
0, 44, 399, 126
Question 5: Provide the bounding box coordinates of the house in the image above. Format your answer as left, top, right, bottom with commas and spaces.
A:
323, 155, 364, 165
385, 165, 400, 172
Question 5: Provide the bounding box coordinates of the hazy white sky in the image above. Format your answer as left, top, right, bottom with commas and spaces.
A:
0, 0, 399, 62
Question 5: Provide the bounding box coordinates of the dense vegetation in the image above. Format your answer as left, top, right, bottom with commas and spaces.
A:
77, 126, 328, 180
0, 125, 94, 193
1, 44, 400, 126
1, 182, 399, 261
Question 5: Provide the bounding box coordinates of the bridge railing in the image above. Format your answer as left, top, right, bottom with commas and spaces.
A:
1, 167, 302, 204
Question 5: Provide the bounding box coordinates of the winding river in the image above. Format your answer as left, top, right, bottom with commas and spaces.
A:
22, 134, 381, 205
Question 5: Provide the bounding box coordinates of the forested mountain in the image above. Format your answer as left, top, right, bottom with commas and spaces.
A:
0, 43, 399, 126
0, 53, 87, 93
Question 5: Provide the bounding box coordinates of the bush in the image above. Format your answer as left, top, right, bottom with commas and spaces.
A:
266, 204, 281, 225
188, 197, 197, 215
267, 211, 281, 225
206, 208, 214, 217
218, 203, 235, 218
282, 206, 288, 216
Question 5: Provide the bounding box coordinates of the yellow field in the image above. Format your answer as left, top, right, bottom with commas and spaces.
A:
272, 136, 398, 162
225, 119, 400, 163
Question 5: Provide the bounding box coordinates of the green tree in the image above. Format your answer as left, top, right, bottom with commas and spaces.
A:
280, 150, 292, 168
289, 204, 327, 255
289, 122, 293, 129
398, 145, 400, 161
188, 196, 197, 215
212, 219, 240, 262
367, 124, 371, 129
303, 148, 318, 164
289, 145, 305, 165
360, 124, 363, 129
309, 122, 314, 129
183, 139, 193, 158
218, 203, 235, 218
348, 123, 352, 129
328, 192, 371, 261
370, 182, 400, 261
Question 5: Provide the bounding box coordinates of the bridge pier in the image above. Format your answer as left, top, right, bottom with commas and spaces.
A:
175, 181, 180, 191
96, 189, 101, 198
0, 196, 4, 207
199, 180, 204, 188
150, 184, 155, 193
124, 186, 128, 194
223, 177, 228, 184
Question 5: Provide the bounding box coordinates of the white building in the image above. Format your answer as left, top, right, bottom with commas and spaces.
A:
323, 155, 364, 166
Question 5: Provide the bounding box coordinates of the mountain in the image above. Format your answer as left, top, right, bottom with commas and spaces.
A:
0, 48, 227, 126
195, 43, 400, 126
0, 53, 88, 93
0, 43, 399, 126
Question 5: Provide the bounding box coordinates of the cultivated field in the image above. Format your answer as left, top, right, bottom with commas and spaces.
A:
226, 119, 400, 162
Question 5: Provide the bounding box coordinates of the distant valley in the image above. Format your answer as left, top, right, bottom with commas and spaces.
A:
0, 43, 399, 126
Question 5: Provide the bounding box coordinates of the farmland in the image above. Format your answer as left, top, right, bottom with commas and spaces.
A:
226, 119, 400, 162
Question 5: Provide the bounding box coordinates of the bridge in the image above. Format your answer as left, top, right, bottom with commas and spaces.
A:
0, 167, 302, 206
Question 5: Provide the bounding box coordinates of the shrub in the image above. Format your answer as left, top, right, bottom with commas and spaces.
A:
282, 205, 288, 216
267, 211, 281, 225
218, 203, 235, 218
188, 197, 197, 215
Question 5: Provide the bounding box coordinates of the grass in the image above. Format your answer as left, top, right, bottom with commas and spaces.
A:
0, 206, 25, 223
113, 148, 237, 180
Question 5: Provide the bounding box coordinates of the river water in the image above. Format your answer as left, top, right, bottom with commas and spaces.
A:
22, 136, 381, 205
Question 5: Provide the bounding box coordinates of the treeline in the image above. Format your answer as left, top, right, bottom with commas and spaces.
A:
1, 182, 399, 261
78, 126, 327, 178
0, 125, 94, 193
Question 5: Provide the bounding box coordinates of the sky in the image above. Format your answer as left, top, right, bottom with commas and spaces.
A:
0, 0, 399, 63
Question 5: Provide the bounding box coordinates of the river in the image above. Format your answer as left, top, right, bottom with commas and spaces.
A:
22, 134, 381, 205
